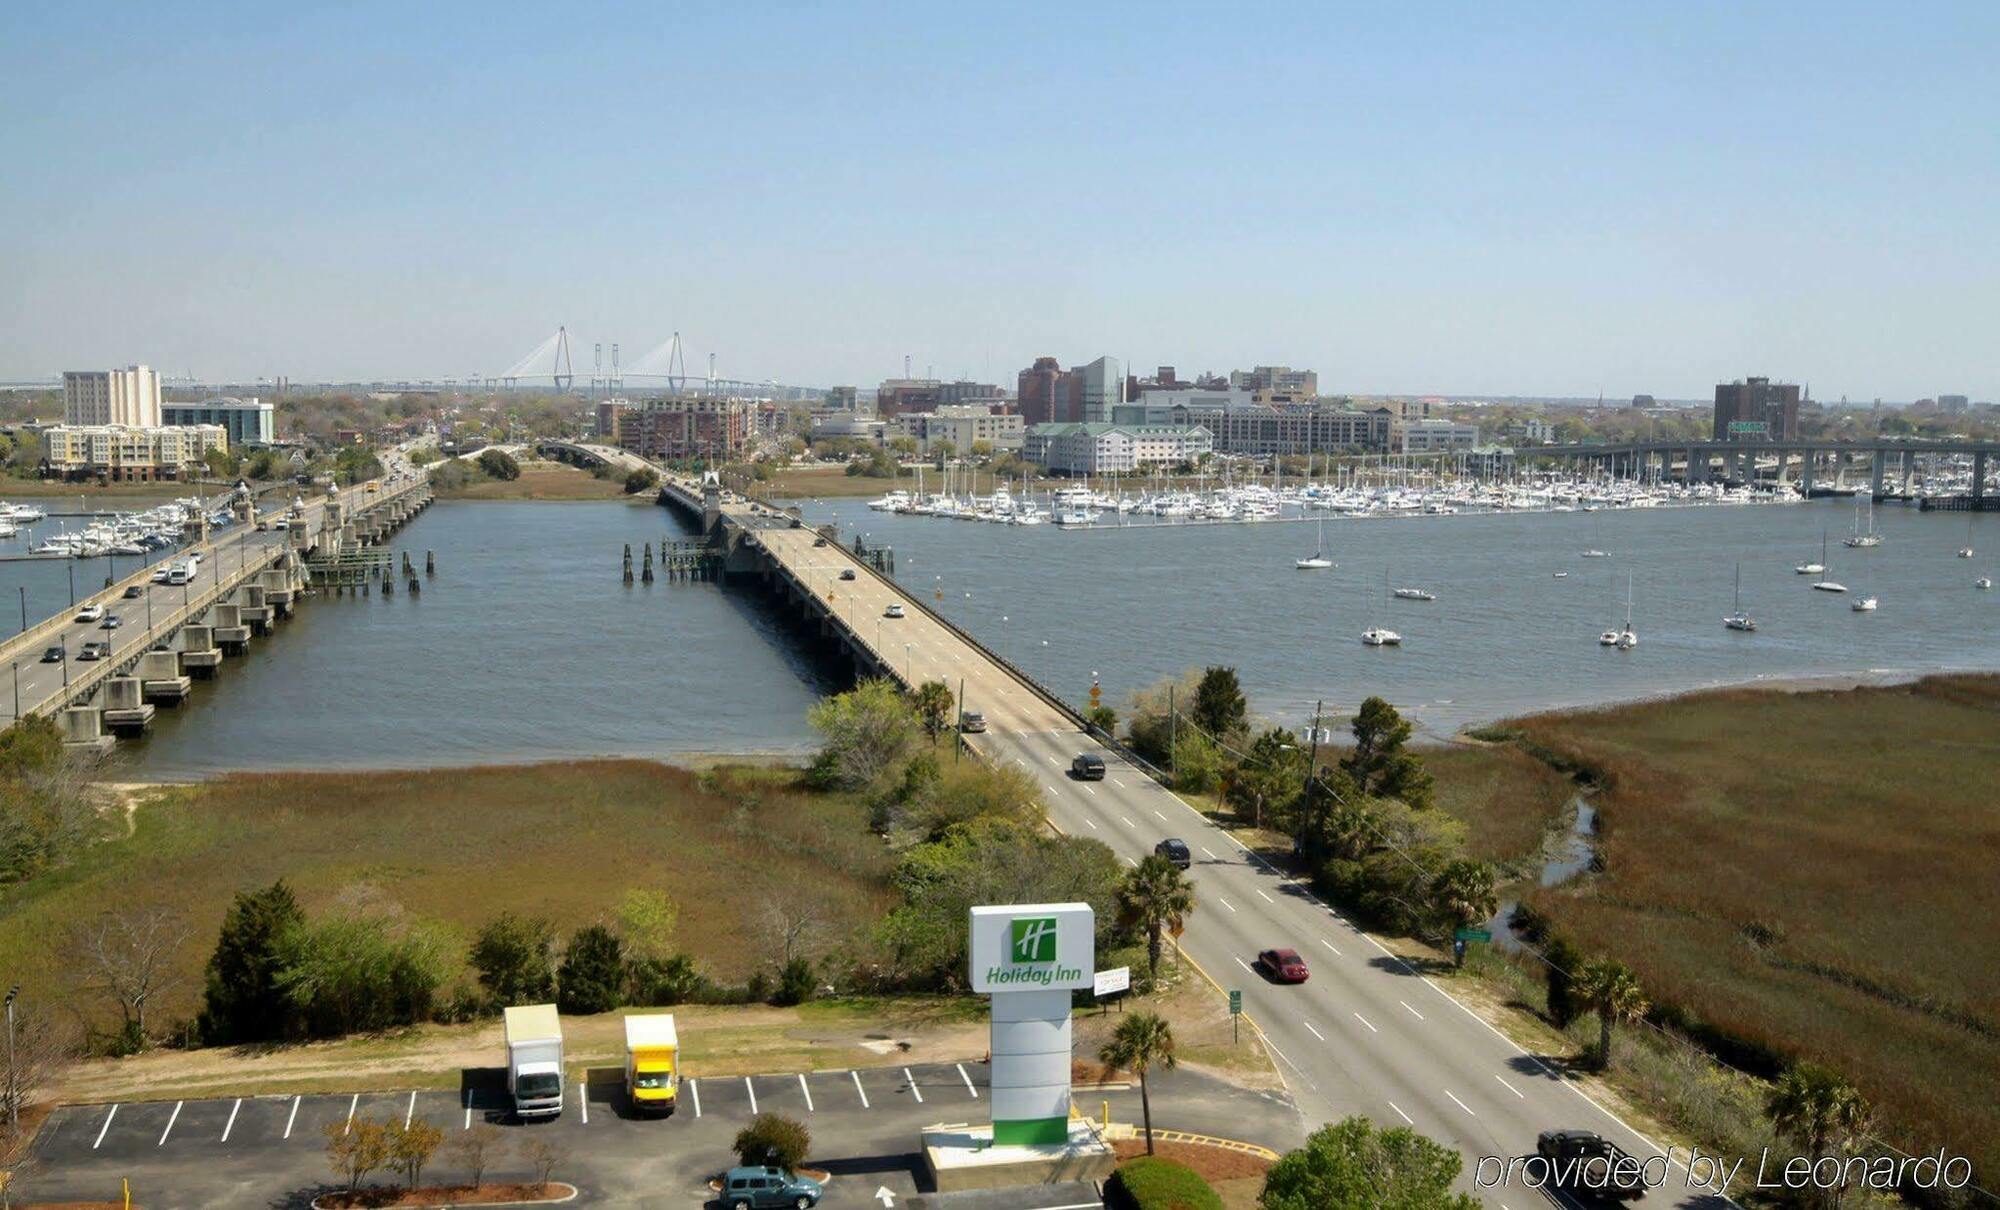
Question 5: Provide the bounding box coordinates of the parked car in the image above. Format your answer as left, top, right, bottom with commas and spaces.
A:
839, 569, 856, 581
883, 603, 905, 618
99, 614, 123, 630
122, 584, 145, 599
958, 710, 986, 734
40, 646, 64, 664
1154, 838, 1192, 869
77, 641, 110, 661
74, 604, 104, 623
719, 1165, 823, 1209
1255, 948, 1310, 983
1070, 753, 1106, 780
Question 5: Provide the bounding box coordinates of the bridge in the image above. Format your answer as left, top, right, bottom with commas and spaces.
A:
648, 469, 1733, 1207
1, 477, 433, 750
1531, 436, 1997, 504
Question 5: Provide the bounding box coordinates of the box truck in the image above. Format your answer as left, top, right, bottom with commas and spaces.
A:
503, 1004, 564, 1118
624, 1013, 679, 1115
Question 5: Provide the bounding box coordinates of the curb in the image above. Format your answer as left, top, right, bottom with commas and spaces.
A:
309, 1182, 579, 1209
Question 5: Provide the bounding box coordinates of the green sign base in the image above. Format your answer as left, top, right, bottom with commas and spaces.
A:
992, 1116, 1070, 1146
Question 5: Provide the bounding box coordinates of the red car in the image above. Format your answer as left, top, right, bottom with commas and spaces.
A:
1256, 948, 1309, 983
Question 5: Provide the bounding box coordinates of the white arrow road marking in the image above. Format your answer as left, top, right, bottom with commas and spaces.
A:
1400, 1000, 1425, 1021
745, 1077, 758, 1115
1496, 1075, 1525, 1099
92, 1104, 118, 1149
957, 1063, 979, 1098
851, 1070, 870, 1109
1353, 1012, 1377, 1033
1302, 1020, 1326, 1041
220, 1097, 241, 1142
284, 1096, 301, 1139
875, 1187, 896, 1207
158, 1100, 183, 1146
1388, 1101, 1413, 1125
799, 1073, 815, 1112
1445, 1089, 1476, 1117
1319, 938, 1343, 957
904, 1067, 924, 1103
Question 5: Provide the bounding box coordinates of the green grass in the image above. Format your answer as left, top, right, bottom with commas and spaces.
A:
1498, 675, 2000, 1179
1423, 743, 1575, 867
0, 761, 895, 1035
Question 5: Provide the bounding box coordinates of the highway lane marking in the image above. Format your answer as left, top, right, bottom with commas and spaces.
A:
799, 1073, 815, 1112
689, 1079, 701, 1117
1255, 889, 1274, 903
1084, 785, 1098, 796
406, 1090, 417, 1128
158, 1099, 183, 1146
957, 1063, 979, 1098
1353, 1012, 1378, 1033
343, 1093, 358, 1135
1445, 1089, 1476, 1117
1233, 957, 1255, 974
850, 1070, 870, 1109
904, 1067, 924, 1103
1046, 755, 1061, 766
1122, 856, 1137, 866
1083, 818, 1099, 829
284, 1096, 301, 1139
1112, 778, 1127, 788
1495, 1075, 1525, 1099
1046, 784, 1061, 796
1387, 1100, 1413, 1125
1302, 1020, 1326, 1041
1120, 815, 1133, 827
1152, 809, 1166, 821
1200, 846, 1218, 859
220, 1097, 241, 1142
1218, 897, 1237, 912
1319, 937, 1343, 957
92, 1104, 119, 1149
745, 1077, 759, 1115
1400, 1000, 1425, 1021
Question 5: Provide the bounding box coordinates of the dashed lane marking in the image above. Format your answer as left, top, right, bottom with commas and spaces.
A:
1496, 1075, 1525, 1099
1445, 1089, 1476, 1117
1200, 846, 1219, 859
92, 1104, 118, 1149
799, 1073, 815, 1112
1320, 937, 1343, 957
1302, 1020, 1326, 1041
1388, 1101, 1413, 1125
1353, 1012, 1377, 1033
158, 1100, 183, 1146
1084, 786, 1097, 796
1112, 778, 1127, 788
904, 1067, 924, 1104
220, 1097, 241, 1142
850, 1070, 870, 1109
1218, 897, 1237, 912
1152, 809, 1166, 821
1255, 889, 1274, 903
1400, 1000, 1425, 1021
1233, 956, 1254, 973
1120, 815, 1133, 826
1084, 818, 1098, 829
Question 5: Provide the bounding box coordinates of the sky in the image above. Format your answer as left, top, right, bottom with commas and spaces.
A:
2, 2, 1996, 400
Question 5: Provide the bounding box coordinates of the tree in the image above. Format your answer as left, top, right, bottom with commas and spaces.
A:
1543, 935, 1584, 1028
772, 957, 816, 1007
1100, 1012, 1176, 1155
556, 924, 625, 1015
65, 905, 190, 1052
475, 448, 520, 480
623, 467, 659, 494
198, 879, 306, 1044
734, 1113, 812, 1172
1085, 704, 1117, 734
275, 915, 452, 1038
1340, 697, 1433, 809
911, 680, 956, 743
1766, 1064, 1871, 1208
1571, 958, 1648, 1070
806, 679, 920, 790
324, 1117, 392, 1193
443, 1122, 502, 1190
523, 1136, 569, 1188
0, 1003, 75, 1135
469, 914, 557, 1008
1190, 666, 1247, 738
969, 439, 994, 458
1223, 727, 1304, 829
757, 882, 833, 969
616, 889, 679, 961
386, 1116, 444, 1190
1116, 855, 1195, 986
1260, 1116, 1480, 1210
1427, 860, 1497, 965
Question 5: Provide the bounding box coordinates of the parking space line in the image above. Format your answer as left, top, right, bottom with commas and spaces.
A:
1445, 1089, 1476, 1117
158, 1099, 183, 1146
850, 1071, 870, 1109
798, 1074, 814, 1112
344, 1093, 358, 1135
689, 1079, 702, 1118
578, 1082, 588, 1125
405, 1090, 417, 1128
93, 1104, 119, 1149
904, 1067, 924, 1103
745, 1077, 758, 1115
284, 1096, 301, 1139
220, 1097, 242, 1142
1388, 1100, 1413, 1125
957, 1063, 979, 1098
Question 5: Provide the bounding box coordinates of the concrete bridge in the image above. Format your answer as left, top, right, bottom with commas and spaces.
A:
1530, 437, 1996, 503
537, 440, 659, 479
1, 477, 434, 750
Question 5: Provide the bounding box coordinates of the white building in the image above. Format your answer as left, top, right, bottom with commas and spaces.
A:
63, 365, 163, 428
887, 406, 1025, 455
41, 424, 229, 482
1391, 418, 1481, 453
1024, 422, 1212, 475
162, 397, 275, 446
1078, 356, 1122, 423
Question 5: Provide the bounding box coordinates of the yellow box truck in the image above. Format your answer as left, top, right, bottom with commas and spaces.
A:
624, 1013, 678, 1115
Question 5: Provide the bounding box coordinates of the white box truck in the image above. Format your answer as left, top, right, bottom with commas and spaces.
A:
623, 1013, 679, 1116
503, 1004, 564, 1118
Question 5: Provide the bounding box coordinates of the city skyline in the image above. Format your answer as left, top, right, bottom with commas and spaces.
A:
2, 3, 1996, 400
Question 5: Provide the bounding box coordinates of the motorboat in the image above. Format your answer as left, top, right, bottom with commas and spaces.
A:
1553, 571, 1569, 579
1977, 577, 1992, 590
1851, 596, 1878, 612
1794, 562, 1825, 574
1393, 588, 1436, 601
1361, 627, 1402, 647
1580, 549, 1609, 558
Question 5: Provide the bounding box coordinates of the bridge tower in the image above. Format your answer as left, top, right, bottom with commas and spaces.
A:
591, 342, 603, 396
610, 343, 621, 394
553, 326, 574, 393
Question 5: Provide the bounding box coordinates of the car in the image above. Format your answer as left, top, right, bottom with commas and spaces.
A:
719, 1165, 823, 1209
76, 641, 110, 661
40, 646, 64, 664
1255, 948, 1309, 983
883, 603, 905, 618
272, 518, 289, 530
1070, 753, 1106, 780
1154, 838, 1192, 869
255, 520, 270, 531
121, 584, 145, 599
839, 569, 856, 581
812, 537, 828, 547
99, 614, 123, 630
150, 566, 171, 583
74, 604, 104, 623
1535, 1130, 1647, 1199
959, 710, 986, 734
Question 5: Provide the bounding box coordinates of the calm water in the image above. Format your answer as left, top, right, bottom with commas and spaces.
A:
3, 494, 1993, 775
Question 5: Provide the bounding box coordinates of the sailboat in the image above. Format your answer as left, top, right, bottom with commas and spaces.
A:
1600, 574, 1637, 648
1295, 516, 1333, 569
1959, 514, 1975, 558
1361, 569, 1402, 646
1724, 562, 1756, 632
1811, 532, 1847, 593
1794, 529, 1825, 575
1842, 496, 1882, 548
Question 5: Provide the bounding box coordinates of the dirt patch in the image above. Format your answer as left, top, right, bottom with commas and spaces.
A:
1113, 1138, 1272, 1183
311, 1182, 572, 1207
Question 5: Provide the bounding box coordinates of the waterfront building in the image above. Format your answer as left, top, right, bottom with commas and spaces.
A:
161, 396, 275, 446
1938, 394, 1969, 414
1078, 356, 1122, 423
1024, 421, 1212, 475
615, 397, 751, 461
63, 365, 163, 428
886, 405, 1024, 455
1390, 417, 1481, 452
810, 413, 885, 442
41, 423, 228, 481
1713, 376, 1800, 441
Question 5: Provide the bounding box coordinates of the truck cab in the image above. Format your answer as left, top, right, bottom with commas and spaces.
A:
623, 1013, 678, 1116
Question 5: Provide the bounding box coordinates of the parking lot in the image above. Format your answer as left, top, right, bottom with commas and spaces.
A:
17, 1061, 1299, 1208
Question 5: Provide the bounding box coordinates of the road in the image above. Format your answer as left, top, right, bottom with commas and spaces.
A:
751, 516, 1732, 1209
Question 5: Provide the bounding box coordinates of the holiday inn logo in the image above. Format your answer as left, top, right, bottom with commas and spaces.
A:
1011, 916, 1059, 963
985, 915, 1083, 987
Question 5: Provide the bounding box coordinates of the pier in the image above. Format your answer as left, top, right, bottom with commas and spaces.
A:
1531, 437, 1996, 503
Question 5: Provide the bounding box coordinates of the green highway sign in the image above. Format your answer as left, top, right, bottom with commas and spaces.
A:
1228, 989, 1242, 1015
1454, 927, 1493, 943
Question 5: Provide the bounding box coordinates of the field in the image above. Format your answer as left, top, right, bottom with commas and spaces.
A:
428, 461, 637, 500
748, 463, 924, 499
0, 761, 895, 1036
1492, 675, 2000, 1179
1423, 742, 1575, 867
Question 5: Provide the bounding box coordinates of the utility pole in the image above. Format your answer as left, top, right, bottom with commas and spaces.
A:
6, 984, 18, 1130
1168, 685, 1177, 783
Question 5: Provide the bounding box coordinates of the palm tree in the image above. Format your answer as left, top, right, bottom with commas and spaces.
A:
1571, 958, 1647, 1070
1116, 855, 1195, 986
1766, 1064, 1871, 1209
910, 680, 956, 743
1429, 859, 1498, 967
1099, 1012, 1176, 1155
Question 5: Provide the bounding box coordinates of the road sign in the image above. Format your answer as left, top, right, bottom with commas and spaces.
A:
1093, 967, 1130, 998
1454, 927, 1493, 943
1228, 989, 1242, 1015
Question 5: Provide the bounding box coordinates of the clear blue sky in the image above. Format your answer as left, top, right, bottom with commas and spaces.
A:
3, 2, 1995, 400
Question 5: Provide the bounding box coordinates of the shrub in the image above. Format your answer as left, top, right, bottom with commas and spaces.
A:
197, 879, 306, 1044
771, 957, 816, 1007
629, 952, 708, 1005
733, 1113, 812, 1172
469, 914, 557, 1008
476, 448, 520, 480
556, 924, 625, 1015
1106, 1156, 1221, 1210
623, 467, 659, 494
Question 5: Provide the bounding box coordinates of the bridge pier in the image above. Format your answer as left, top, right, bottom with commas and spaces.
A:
179, 623, 221, 678
138, 649, 191, 703
1977, 452, 1989, 502
1871, 450, 1887, 500
102, 676, 156, 735
58, 705, 116, 754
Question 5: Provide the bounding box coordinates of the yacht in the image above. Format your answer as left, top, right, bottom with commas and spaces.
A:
1553, 571, 1569, 579
1295, 517, 1334, 569
1851, 596, 1878, 612
1580, 549, 1609, 558
1600, 574, 1637, 649
1977, 577, 1992, 590
1842, 497, 1882, 548
1723, 562, 1756, 632
1361, 627, 1402, 647
1795, 530, 1827, 574
1958, 516, 1974, 557
1808, 533, 1846, 592
1393, 588, 1436, 601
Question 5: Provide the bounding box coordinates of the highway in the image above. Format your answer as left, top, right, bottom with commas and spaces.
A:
752, 515, 1733, 1209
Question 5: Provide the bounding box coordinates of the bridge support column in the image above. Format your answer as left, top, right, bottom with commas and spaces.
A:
102, 677, 156, 735
1870, 450, 1886, 500
58, 705, 116, 753
1801, 451, 1815, 495
1976, 452, 1989, 502
138, 650, 191, 703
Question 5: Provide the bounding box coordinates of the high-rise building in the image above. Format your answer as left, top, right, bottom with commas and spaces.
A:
1228, 365, 1319, 399
63, 366, 162, 428
874, 378, 940, 420
41, 424, 228, 481
1713, 376, 1800, 441
1078, 356, 1122, 423
1016, 357, 1081, 426
1938, 394, 1969, 414
614, 397, 751, 461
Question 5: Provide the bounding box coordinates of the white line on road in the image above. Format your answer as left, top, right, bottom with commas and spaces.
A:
1084, 785, 1097, 796
93, 1104, 119, 1149
578, 1082, 588, 1124
1496, 1075, 1525, 1099
1445, 1089, 1476, 1117
1319, 937, 1342, 957
745, 1077, 759, 1115
1353, 1012, 1377, 1033
158, 1099, 183, 1146
1152, 809, 1166, 821
1388, 1101, 1413, 1125
1046, 784, 1060, 796
1234, 956, 1254, 973
1255, 889, 1274, 903
1120, 815, 1133, 827
1200, 846, 1218, 859
904, 1067, 924, 1103
1112, 778, 1127, 788
1122, 856, 1137, 866
689, 1079, 702, 1117
1046, 755, 1061, 766
1084, 818, 1098, 829
284, 1096, 301, 1139
957, 1063, 979, 1098
1302, 1020, 1326, 1041
1400, 1000, 1425, 1021
799, 1073, 815, 1112
850, 1070, 870, 1109
344, 1093, 358, 1135
220, 1097, 241, 1142
405, 1090, 417, 1128
1218, 896, 1236, 912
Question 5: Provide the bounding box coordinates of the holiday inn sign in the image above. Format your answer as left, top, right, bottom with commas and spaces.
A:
970, 905, 1095, 993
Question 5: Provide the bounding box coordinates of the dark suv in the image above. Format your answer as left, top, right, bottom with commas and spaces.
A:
720, 1165, 823, 1209
1154, 838, 1191, 869
1070, 753, 1105, 780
